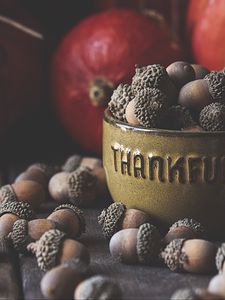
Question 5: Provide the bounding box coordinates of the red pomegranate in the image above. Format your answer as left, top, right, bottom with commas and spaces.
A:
0, 2, 46, 134
187, 0, 225, 70
51, 9, 183, 156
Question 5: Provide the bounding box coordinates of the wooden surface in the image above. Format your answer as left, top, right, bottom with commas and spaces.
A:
0, 165, 212, 300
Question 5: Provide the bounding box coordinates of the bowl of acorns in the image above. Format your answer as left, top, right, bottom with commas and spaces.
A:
103, 62, 225, 239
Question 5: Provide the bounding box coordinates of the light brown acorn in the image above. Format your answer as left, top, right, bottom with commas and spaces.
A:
208, 273, 225, 298
109, 223, 162, 265
47, 204, 85, 238
15, 163, 58, 189
98, 202, 151, 239
41, 264, 85, 300
48, 166, 97, 207
0, 180, 45, 210
74, 275, 122, 300
0, 201, 34, 238
161, 239, 217, 274
62, 156, 107, 197
166, 61, 195, 88
9, 218, 57, 253
178, 71, 225, 112
164, 218, 205, 244
27, 229, 90, 271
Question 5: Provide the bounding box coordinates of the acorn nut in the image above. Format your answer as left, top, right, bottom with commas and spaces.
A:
47, 204, 85, 238
48, 166, 97, 206
9, 218, 57, 253
41, 264, 83, 300
0, 201, 34, 238
166, 61, 195, 88
28, 229, 90, 271
15, 163, 58, 189
132, 64, 178, 104
191, 64, 209, 79
125, 88, 169, 128
161, 239, 217, 274
0, 181, 45, 211
208, 273, 225, 298
164, 218, 205, 244
109, 223, 162, 265
74, 275, 122, 300
98, 202, 150, 239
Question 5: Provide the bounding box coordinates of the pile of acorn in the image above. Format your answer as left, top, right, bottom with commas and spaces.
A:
108, 62, 225, 132
98, 202, 225, 299
0, 157, 122, 300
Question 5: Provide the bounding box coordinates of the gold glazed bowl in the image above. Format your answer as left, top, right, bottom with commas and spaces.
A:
103, 110, 225, 238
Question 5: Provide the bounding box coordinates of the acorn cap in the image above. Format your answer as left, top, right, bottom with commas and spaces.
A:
98, 202, 126, 238
134, 88, 168, 128
0, 201, 34, 220
108, 84, 134, 122
204, 71, 225, 102
169, 218, 205, 235
0, 184, 17, 204
132, 64, 168, 92
136, 223, 161, 264
215, 243, 225, 273
9, 219, 29, 253
34, 229, 66, 271
199, 102, 225, 131
163, 105, 196, 130
160, 238, 185, 271
53, 204, 85, 235
75, 275, 122, 300
62, 155, 82, 172
171, 288, 198, 300
68, 166, 97, 206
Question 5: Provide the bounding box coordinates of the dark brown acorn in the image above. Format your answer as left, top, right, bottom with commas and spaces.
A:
191, 64, 210, 79
166, 61, 195, 88
98, 202, 150, 239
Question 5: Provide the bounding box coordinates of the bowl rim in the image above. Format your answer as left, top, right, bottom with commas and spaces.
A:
104, 109, 225, 137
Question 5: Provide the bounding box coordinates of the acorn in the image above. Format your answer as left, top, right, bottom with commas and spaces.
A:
41, 264, 84, 300
109, 223, 162, 265
0, 201, 34, 238
28, 229, 90, 271
48, 166, 97, 206
98, 202, 150, 239
108, 83, 134, 122
62, 155, 82, 172
125, 88, 169, 128
9, 218, 57, 253
0, 180, 45, 211
191, 64, 210, 79
166, 61, 195, 88
164, 218, 205, 244
215, 243, 225, 273
161, 239, 217, 274
199, 102, 225, 131
74, 275, 122, 300
171, 288, 224, 300
47, 204, 85, 238
131, 64, 178, 104
162, 105, 196, 130
15, 163, 58, 189
179, 71, 225, 112
208, 273, 225, 298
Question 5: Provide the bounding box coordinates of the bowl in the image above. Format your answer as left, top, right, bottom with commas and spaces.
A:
103, 109, 225, 238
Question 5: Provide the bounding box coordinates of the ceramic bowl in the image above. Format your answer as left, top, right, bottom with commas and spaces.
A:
103, 109, 225, 238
